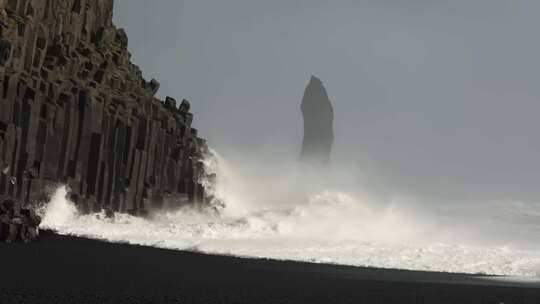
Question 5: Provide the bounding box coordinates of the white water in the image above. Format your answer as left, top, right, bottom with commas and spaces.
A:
39, 150, 540, 278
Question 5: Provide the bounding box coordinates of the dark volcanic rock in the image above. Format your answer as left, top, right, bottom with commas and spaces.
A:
0, 0, 210, 214
300, 76, 334, 165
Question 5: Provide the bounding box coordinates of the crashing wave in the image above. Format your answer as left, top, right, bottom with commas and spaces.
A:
38, 150, 540, 278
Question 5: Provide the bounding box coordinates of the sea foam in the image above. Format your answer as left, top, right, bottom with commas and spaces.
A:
39, 150, 540, 278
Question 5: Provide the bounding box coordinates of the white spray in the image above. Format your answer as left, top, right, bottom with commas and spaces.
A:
39, 149, 540, 277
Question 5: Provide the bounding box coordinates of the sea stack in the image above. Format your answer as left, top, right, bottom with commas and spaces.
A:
300, 76, 334, 165
0, 0, 210, 214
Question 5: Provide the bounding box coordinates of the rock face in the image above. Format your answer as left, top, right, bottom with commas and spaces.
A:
0, 0, 210, 214
300, 76, 334, 165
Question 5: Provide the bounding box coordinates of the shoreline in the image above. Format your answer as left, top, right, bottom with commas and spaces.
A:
0, 230, 539, 303
36, 229, 540, 281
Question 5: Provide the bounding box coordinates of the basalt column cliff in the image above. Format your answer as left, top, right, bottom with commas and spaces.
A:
0, 0, 210, 214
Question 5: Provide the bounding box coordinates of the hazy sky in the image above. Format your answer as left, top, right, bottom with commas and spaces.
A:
114, 0, 540, 201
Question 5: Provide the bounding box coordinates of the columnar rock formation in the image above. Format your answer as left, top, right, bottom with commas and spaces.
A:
300, 76, 334, 165
0, 0, 209, 214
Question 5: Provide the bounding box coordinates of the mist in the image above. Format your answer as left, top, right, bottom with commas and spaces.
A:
115, 0, 540, 203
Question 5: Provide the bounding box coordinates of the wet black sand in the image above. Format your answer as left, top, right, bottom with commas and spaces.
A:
0, 231, 539, 303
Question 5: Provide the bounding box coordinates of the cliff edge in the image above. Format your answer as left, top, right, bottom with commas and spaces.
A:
0, 0, 209, 214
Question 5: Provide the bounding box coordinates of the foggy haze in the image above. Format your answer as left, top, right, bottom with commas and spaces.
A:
114, 0, 540, 202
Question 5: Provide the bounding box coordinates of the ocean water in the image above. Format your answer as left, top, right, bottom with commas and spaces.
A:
39, 150, 540, 278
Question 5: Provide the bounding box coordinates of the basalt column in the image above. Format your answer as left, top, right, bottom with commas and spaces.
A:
0, 0, 210, 214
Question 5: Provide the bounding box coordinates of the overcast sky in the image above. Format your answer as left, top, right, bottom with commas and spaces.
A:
114, 0, 540, 202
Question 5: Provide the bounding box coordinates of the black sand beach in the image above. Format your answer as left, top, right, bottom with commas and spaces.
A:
0, 231, 538, 303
